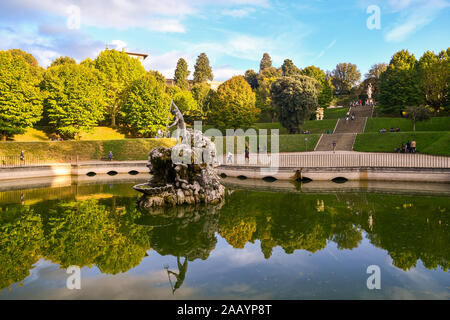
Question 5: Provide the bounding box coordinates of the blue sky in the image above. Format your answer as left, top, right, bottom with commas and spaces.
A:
1, 0, 449, 80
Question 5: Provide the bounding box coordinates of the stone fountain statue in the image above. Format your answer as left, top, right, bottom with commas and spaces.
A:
134, 101, 225, 208
367, 83, 373, 100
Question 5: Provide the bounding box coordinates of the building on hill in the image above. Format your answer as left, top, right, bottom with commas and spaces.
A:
165, 79, 224, 91
104, 45, 148, 66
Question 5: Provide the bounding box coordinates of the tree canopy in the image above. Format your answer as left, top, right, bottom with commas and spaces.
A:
94, 49, 146, 127
193, 53, 213, 84
121, 73, 171, 137
259, 53, 273, 71
331, 62, 361, 94
211, 76, 259, 129
0, 50, 43, 140
174, 58, 190, 90
42, 63, 106, 139
271, 75, 319, 134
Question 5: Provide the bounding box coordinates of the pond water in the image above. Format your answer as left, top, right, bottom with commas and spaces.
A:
0, 177, 449, 299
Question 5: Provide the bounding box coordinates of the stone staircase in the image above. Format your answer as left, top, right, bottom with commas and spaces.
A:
314, 106, 373, 151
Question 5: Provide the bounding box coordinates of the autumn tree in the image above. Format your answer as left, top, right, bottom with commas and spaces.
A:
174, 58, 190, 90
211, 76, 259, 129
271, 76, 319, 134
193, 53, 213, 84
42, 63, 106, 139
94, 49, 146, 127
191, 82, 213, 115
121, 73, 171, 137
173, 89, 203, 123
0, 50, 43, 140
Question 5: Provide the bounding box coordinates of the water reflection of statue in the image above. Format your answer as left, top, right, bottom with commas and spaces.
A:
165, 256, 188, 294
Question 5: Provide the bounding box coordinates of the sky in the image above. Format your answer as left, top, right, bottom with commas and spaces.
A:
0, 0, 449, 81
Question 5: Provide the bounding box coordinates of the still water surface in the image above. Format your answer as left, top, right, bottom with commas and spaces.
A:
0, 178, 449, 299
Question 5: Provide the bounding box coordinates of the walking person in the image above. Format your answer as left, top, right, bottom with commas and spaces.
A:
332, 141, 337, 153
406, 140, 411, 153
245, 146, 249, 163
411, 140, 417, 153
20, 150, 25, 165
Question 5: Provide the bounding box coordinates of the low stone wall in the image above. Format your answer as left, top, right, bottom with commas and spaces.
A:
217, 166, 450, 183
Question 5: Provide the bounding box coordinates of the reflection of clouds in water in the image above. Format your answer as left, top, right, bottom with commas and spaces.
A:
209, 240, 265, 267
11, 269, 199, 300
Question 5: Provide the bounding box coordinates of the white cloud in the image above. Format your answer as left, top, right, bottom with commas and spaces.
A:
222, 8, 255, 18
110, 40, 127, 51
213, 66, 244, 81
384, 0, 449, 42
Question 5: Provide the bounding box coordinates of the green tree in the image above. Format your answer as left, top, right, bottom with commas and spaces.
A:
121, 73, 171, 137
271, 76, 319, 134
417, 49, 449, 115
259, 53, 272, 72
8, 49, 38, 66
174, 58, 190, 90
281, 59, 300, 77
301, 65, 326, 83
94, 49, 146, 127
364, 63, 387, 100
193, 53, 213, 84
173, 89, 203, 123
191, 82, 213, 115
318, 77, 334, 108
244, 69, 259, 89
0, 51, 43, 141
211, 76, 259, 129
405, 105, 431, 131
50, 56, 76, 67
379, 50, 423, 114
42, 63, 106, 139
255, 76, 278, 122
331, 62, 361, 94
149, 70, 166, 85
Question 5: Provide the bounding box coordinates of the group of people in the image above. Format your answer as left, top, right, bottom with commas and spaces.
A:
379, 127, 401, 133
350, 99, 374, 107
396, 140, 417, 153
345, 111, 355, 121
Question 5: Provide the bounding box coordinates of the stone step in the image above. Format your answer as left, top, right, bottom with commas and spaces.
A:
314, 133, 356, 151
349, 105, 373, 118
334, 117, 367, 134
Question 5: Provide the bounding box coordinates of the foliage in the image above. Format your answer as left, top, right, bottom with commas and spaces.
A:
259, 53, 272, 71
364, 63, 388, 100
331, 62, 361, 94
405, 105, 431, 131
50, 56, 76, 67
121, 73, 171, 137
173, 89, 203, 123
94, 49, 146, 126
210, 76, 259, 129
378, 50, 423, 114
0, 50, 43, 140
174, 58, 190, 90
149, 70, 166, 85
281, 59, 300, 76
417, 49, 449, 114
193, 53, 213, 83
191, 82, 213, 115
42, 63, 106, 139
271, 76, 320, 134
8, 49, 39, 66
244, 69, 259, 89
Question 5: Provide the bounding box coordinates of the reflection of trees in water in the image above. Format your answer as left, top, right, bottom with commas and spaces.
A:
0, 206, 43, 289
0, 188, 448, 291
219, 190, 449, 271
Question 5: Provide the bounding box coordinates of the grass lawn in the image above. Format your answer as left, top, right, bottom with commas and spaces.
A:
253, 119, 337, 135
365, 117, 450, 133
0, 138, 176, 162
323, 107, 349, 119
212, 134, 320, 153
12, 128, 49, 141
354, 132, 450, 156
78, 127, 126, 140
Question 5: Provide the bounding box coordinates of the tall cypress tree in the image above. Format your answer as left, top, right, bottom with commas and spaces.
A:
193, 53, 213, 84
174, 58, 190, 90
259, 53, 272, 72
